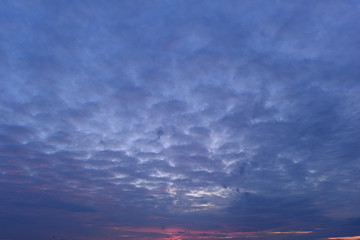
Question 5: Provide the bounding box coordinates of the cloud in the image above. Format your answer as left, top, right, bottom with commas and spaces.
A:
1, 0, 360, 239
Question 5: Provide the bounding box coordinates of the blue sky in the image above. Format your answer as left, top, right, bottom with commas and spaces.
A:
1, 0, 360, 239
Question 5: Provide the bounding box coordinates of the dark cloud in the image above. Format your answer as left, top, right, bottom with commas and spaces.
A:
1, 0, 360, 239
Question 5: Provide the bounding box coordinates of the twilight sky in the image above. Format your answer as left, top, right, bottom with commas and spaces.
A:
1, 1, 360, 240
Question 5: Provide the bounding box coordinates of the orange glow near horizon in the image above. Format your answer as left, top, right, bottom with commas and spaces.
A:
110, 226, 237, 239
106, 226, 313, 240
270, 231, 313, 234
327, 236, 360, 240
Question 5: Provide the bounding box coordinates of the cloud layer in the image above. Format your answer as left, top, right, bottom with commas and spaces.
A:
1, 0, 360, 239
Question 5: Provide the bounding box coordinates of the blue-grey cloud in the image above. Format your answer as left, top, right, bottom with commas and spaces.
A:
1, 0, 360, 239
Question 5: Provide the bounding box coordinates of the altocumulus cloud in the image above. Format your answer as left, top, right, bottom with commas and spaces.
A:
1, 0, 360, 239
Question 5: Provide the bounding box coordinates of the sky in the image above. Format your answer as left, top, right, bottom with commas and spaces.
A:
1, 0, 360, 239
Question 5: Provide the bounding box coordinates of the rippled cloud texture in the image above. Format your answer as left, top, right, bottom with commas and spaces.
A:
1, 0, 360, 239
